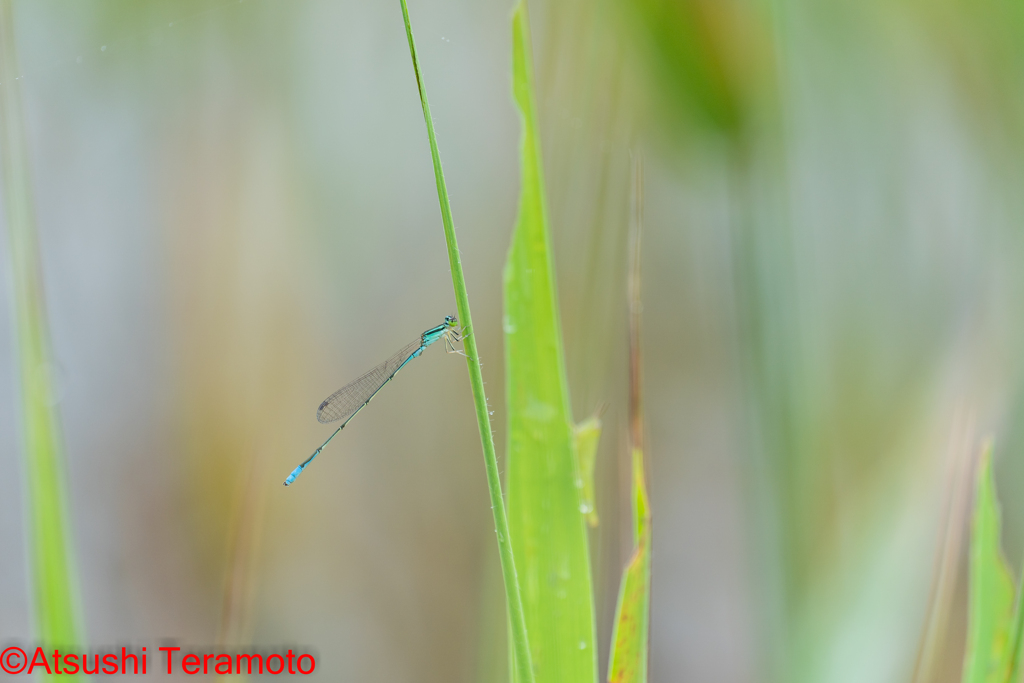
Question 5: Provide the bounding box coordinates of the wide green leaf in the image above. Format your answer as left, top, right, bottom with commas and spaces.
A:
504, 2, 597, 682
962, 443, 1015, 683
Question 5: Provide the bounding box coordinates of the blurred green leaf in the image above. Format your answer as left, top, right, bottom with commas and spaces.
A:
0, 0, 82, 677
574, 416, 602, 528
607, 448, 652, 683
504, 2, 597, 682
621, 0, 773, 141
962, 442, 1015, 683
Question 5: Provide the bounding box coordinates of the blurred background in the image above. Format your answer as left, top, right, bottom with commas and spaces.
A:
2, 0, 1023, 681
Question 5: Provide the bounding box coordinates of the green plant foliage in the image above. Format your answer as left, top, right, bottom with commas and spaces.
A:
574, 417, 602, 528
621, 0, 773, 141
608, 448, 652, 683
0, 2, 82, 679
962, 443, 1021, 683
397, 1, 535, 680
505, 2, 598, 681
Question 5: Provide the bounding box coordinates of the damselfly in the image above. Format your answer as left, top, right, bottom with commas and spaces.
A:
283, 315, 462, 486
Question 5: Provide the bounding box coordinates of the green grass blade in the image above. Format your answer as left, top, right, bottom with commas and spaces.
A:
505, 2, 597, 682
1005, 574, 1024, 683
607, 448, 652, 683
397, 2, 535, 682
962, 442, 1015, 683
574, 417, 602, 528
0, 0, 83, 676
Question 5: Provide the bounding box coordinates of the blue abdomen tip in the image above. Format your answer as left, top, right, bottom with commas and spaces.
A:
284, 466, 303, 486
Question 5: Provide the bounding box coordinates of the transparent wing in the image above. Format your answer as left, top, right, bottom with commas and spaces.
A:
316, 338, 423, 424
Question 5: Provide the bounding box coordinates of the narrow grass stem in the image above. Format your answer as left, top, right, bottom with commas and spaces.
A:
398, 2, 535, 681
0, 0, 82, 666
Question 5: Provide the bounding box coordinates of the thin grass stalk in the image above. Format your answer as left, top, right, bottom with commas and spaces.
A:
910, 413, 975, 683
216, 457, 268, 683
397, 2, 535, 681
627, 156, 644, 462
0, 0, 83, 674
606, 153, 652, 683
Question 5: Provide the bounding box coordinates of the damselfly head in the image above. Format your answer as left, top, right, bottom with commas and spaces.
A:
445, 314, 458, 327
